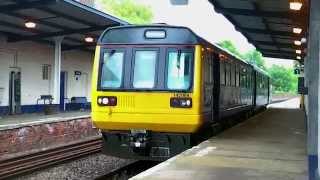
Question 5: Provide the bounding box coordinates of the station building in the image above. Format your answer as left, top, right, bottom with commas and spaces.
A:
0, 0, 127, 115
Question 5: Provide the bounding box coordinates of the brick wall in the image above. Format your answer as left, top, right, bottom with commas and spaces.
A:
0, 117, 100, 159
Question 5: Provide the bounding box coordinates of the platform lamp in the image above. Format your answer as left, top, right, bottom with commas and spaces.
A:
290, 0, 303, 11
294, 40, 302, 46
25, 21, 36, 29
293, 27, 303, 34
84, 36, 94, 43
296, 50, 302, 54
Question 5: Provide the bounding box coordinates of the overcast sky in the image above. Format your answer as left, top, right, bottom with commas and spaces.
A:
134, 0, 294, 68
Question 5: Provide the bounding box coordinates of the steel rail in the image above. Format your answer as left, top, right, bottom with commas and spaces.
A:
0, 137, 102, 179
96, 160, 159, 180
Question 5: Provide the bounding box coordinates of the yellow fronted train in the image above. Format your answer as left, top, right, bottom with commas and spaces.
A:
91, 25, 270, 161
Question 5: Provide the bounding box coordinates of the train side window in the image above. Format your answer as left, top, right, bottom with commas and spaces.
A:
204, 51, 210, 84
209, 53, 213, 83
100, 49, 125, 88
226, 63, 231, 86
240, 67, 246, 88
259, 75, 263, 89
249, 70, 252, 88
231, 63, 235, 86
245, 70, 248, 88
244, 72, 248, 88
133, 50, 158, 88
220, 62, 225, 85
236, 65, 240, 87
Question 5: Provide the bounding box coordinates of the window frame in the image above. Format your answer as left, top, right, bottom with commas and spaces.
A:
42, 64, 51, 80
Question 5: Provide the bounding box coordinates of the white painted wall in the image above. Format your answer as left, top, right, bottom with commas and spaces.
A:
0, 36, 93, 106
0, 51, 14, 106
62, 51, 93, 102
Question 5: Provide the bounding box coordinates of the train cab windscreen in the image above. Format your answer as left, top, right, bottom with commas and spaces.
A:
99, 47, 193, 91
167, 50, 193, 90
133, 50, 157, 88
100, 49, 124, 88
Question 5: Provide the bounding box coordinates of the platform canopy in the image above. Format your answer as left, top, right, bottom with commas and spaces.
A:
0, 0, 128, 51
209, 0, 309, 61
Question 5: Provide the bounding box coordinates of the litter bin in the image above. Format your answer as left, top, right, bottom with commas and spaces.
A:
37, 95, 58, 115
44, 104, 58, 115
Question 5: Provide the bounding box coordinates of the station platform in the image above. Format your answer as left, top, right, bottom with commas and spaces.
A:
132, 98, 307, 180
0, 111, 99, 160
0, 111, 90, 130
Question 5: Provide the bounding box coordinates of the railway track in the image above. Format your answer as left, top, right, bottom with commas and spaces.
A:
96, 160, 159, 180
0, 137, 102, 179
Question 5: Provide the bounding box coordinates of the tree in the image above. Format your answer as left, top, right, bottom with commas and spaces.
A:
268, 65, 297, 93
244, 50, 266, 70
218, 40, 297, 94
218, 40, 267, 70
217, 40, 243, 59
97, 0, 153, 24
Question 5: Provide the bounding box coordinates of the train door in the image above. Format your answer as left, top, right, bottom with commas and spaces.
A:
212, 53, 220, 121
59, 71, 68, 111
267, 77, 271, 104
253, 71, 257, 107
9, 69, 21, 114
202, 49, 214, 121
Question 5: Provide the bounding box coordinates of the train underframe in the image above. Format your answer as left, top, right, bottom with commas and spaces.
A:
101, 130, 196, 161
100, 105, 267, 161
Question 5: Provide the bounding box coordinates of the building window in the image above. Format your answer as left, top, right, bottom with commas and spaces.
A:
42, 64, 51, 80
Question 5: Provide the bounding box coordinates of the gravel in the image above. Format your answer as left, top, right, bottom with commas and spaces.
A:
11, 153, 134, 180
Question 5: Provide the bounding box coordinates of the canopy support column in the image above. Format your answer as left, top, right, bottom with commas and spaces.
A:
52, 36, 64, 105
307, 0, 320, 179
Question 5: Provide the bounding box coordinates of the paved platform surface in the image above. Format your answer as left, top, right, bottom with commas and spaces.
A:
0, 111, 90, 130
132, 98, 307, 180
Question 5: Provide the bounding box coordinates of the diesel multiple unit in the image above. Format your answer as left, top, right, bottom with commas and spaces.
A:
91, 25, 270, 161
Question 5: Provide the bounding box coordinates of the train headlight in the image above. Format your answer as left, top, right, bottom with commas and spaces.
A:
97, 97, 103, 104
170, 98, 192, 108
97, 96, 117, 106
102, 97, 109, 105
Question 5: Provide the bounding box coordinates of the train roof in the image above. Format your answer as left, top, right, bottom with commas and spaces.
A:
98, 25, 269, 77
253, 65, 270, 77
98, 24, 209, 45
98, 25, 246, 59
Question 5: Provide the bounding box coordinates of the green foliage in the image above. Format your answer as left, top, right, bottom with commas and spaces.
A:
268, 65, 298, 93
217, 40, 244, 59
218, 40, 266, 70
218, 40, 297, 94
243, 50, 266, 71
97, 0, 153, 24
